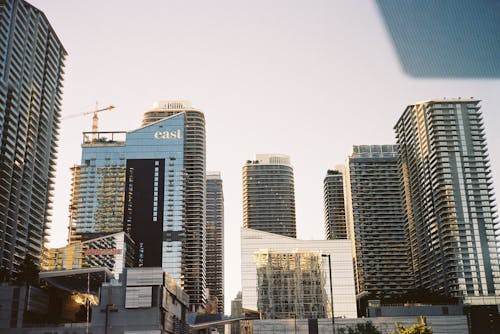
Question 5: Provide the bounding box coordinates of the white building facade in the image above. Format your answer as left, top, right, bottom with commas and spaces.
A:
241, 228, 357, 319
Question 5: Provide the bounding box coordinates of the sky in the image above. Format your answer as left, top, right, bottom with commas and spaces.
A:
30, 0, 500, 311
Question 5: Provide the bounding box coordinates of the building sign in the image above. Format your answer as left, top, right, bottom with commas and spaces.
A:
84, 248, 122, 256
154, 129, 182, 139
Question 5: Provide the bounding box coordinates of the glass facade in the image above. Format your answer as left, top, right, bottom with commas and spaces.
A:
0, 0, 66, 274
241, 228, 357, 319
43, 232, 136, 279
125, 113, 185, 280
344, 145, 413, 298
243, 154, 296, 238
69, 102, 207, 308
395, 99, 500, 297
255, 250, 329, 319
69, 132, 127, 242
70, 114, 185, 279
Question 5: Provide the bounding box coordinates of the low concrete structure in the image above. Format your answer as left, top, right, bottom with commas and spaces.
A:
0, 268, 189, 334
91, 268, 190, 333
251, 316, 469, 334
367, 304, 464, 317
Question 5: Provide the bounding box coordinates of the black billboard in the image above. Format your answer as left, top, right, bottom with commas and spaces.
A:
124, 159, 165, 267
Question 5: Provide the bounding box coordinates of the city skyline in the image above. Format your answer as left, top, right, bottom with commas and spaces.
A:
27, 0, 500, 311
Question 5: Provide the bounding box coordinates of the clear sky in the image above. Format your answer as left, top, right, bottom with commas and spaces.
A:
30, 0, 499, 311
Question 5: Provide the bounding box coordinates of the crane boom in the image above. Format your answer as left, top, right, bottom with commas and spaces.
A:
62, 104, 116, 133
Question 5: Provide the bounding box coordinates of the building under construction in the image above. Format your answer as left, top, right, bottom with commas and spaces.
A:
66, 101, 208, 309
255, 250, 329, 319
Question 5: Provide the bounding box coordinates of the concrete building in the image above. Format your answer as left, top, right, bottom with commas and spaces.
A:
68, 100, 207, 309
93, 267, 189, 333
344, 145, 413, 298
0, 0, 66, 276
241, 228, 357, 319
250, 316, 469, 334
243, 154, 296, 238
366, 302, 500, 334
206, 171, 224, 314
395, 99, 500, 298
1, 267, 190, 333
323, 168, 347, 239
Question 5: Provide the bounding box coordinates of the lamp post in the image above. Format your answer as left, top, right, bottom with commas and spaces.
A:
321, 254, 335, 334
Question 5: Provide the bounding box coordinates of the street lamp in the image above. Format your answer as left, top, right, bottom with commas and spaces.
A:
321, 254, 335, 334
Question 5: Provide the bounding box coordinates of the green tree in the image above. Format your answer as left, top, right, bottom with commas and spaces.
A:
391, 322, 433, 334
13, 254, 39, 286
338, 321, 382, 334
0, 266, 10, 282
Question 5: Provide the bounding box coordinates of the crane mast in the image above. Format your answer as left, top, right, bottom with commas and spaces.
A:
90, 102, 115, 132
62, 103, 116, 135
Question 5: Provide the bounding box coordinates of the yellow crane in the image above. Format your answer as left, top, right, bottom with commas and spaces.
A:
62, 102, 116, 132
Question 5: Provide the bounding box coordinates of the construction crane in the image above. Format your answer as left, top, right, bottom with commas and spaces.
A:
62, 103, 116, 132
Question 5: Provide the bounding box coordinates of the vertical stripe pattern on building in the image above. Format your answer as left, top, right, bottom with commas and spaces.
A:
395, 99, 500, 297
206, 171, 224, 314
344, 145, 413, 297
0, 0, 66, 274
323, 169, 347, 240
242, 154, 296, 238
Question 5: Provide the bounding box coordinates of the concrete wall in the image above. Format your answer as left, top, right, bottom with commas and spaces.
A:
252, 316, 469, 334
367, 305, 464, 317
91, 283, 162, 332
0, 285, 27, 329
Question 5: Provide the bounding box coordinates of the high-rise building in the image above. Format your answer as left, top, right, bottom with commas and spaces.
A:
242, 154, 296, 238
0, 0, 66, 275
241, 228, 357, 319
206, 171, 224, 314
395, 98, 500, 298
323, 168, 347, 240
344, 145, 413, 298
69, 101, 207, 309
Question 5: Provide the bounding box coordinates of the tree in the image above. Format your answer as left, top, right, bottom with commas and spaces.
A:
338, 321, 382, 334
13, 254, 40, 286
0, 266, 10, 282
391, 321, 433, 334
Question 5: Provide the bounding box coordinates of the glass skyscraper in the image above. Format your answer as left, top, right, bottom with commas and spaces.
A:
0, 0, 66, 274
242, 154, 296, 238
344, 145, 413, 298
396, 99, 500, 298
323, 168, 347, 240
206, 171, 224, 314
69, 101, 207, 309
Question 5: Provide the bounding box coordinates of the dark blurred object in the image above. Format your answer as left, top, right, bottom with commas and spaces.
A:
376, 0, 500, 78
